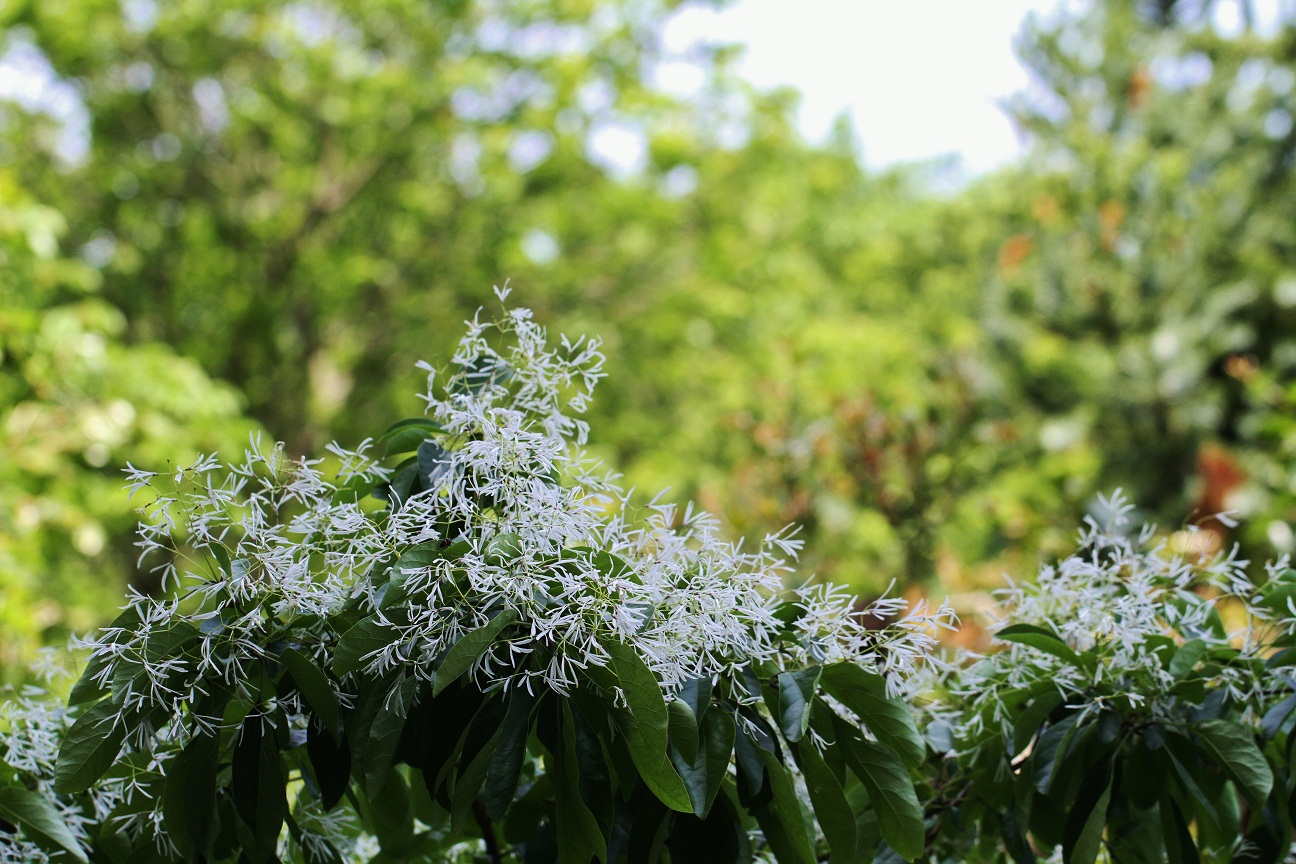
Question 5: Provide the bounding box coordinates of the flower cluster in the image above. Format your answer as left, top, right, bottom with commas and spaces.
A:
93, 298, 949, 709
950, 490, 1287, 743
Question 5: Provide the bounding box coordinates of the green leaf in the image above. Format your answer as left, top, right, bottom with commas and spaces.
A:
0, 786, 88, 863
144, 621, 200, 663
363, 675, 421, 797
818, 664, 924, 768
482, 689, 538, 821
68, 609, 141, 707
599, 640, 693, 813
380, 417, 444, 437
67, 659, 109, 707
552, 701, 608, 864
833, 717, 924, 861
162, 730, 220, 861
671, 706, 735, 818
1013, 689, 1064, 755
232, 715, 287, 864
751, 746, 815, 864
382, 419, 444, 456
1261, 693, 1296, 739
53, 699, 126, 794
484, 532, 524, 564
676, 677, 713, 723
1159, 796, 1199, 864
1062, 761, 1111, 864
306, 714, 351, 811
794, 738, 857, 863
995, 624, 1081, 665
333, 617, 398, 677
668, 698, 700, 763
1163, 742, 1219, 827
449, 718, 503, 835
1193, 719, 1273, 810
365, 767, 414, 854
776, 667, 820, 744
417, 439, 453, 486
1169, 639, 1207, 680
390, 541, 444, 579
280, 647, 341, 737
212, 542, 232, 577
433, 608, 518, 696
1032, 712, 1082, 795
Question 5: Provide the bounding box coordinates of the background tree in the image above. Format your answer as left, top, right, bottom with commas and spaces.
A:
3, 0, 1296, 673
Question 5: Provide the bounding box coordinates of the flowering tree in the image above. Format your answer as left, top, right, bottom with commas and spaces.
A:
923, 493, 1296, 862
1, 299, 1294, 863
0, 297, 950, 863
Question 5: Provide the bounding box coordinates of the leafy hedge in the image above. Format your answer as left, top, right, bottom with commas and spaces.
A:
2, 304, 1294, 863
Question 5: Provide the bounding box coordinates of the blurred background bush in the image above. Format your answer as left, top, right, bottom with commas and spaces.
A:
1, 0, 1294, 676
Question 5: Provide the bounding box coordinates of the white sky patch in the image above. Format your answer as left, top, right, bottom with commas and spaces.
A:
665, 0, 1070, 175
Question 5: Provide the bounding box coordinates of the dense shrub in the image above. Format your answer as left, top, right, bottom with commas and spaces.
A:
1, 305, 1293, 863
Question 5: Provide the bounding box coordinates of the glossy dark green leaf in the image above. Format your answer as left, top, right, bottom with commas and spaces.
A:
485, 532, 524, 564
671, 706, 735, 818
417, 439, 454, 486
390, 541, 444, 579
833, 718, 923, 861
751, 746, 815, 864
1261, 693, 1296, 739
625, 790, 671, 864
449, 701, 507, 834
232, 715, 287, 864
667, 697, 700, 763
433, 608, 518, 696
69, 609, 140, 706
1163, 741, 1220, 828
1193, 719, 1273, 810
600, 640, 692, 813
818, 664, 924, 768
362, 674, 421, 797
483, 689, 538, 821
365, 766, 414, 854
162, 730, 220, 861
143, 621, 200, 663
776, 667, 820, 744
420, 684, 486, 798
1062, 761, 1111, 864
676, 677, 713, 723
1013, 689, 1064, 755
211, 542, 232, 577
1000, 807, 1037, 864
280, 646, 341, 737
306, 714, 351, 811
995, 624, 1081, 665
1032, 712, 1081, 794
333, 617, 397, 677
53, 699, 126, 794
382, 419, 444, 456
67, 656, 110, 707
1169, 639, 1207, 679
551, 701, 608, 864
0, 786, 88, 863
1160, 796, 1199, 864
733, 726, 770, 807
794, 738, 857, 863
1104, 797, 1162, 864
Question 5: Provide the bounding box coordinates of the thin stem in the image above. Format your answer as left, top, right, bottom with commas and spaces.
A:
473, 798, 504, 864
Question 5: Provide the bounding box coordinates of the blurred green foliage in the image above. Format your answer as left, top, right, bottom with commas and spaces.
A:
1, 0, 1295, 673
0, 176, 254, 672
